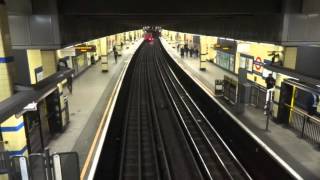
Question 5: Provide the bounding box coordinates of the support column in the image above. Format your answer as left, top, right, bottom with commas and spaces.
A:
0, 1, 14, 101
199, 36, 208, 71
0, 1, 28, 158
283, 47, 297, 70
100, 37, 108, 72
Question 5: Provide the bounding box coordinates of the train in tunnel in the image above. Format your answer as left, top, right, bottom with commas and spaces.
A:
144, 26, 161, 41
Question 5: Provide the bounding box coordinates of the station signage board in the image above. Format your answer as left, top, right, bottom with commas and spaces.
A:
214, 38, 237, 54
75, 45, 96, 53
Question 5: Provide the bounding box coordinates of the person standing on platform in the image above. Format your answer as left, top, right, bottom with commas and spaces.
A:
184, 46, 189, 58
307, 93, 319, 117
67, 75, 73, 94
90, 55, 95, 65
190, 48, 194, 58
180, 48, 185, 58
113, 46, 118, 64
264, 73, 276, 115
194, 48, 199, 58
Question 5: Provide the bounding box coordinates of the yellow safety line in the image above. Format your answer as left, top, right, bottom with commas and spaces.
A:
80, 40, 142, 179
288, 86, 296, 124
80, 67, 126, 180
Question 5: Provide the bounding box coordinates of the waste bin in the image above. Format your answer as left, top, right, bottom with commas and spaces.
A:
101, 55, 108, 72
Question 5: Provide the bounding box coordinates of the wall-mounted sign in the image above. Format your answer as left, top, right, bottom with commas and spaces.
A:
214, 38, 237, 54
254, 56, 263, 70
59, 47, 76, 57
35, 66, 44, 82
237, 43, 251, 53
75, 45, 96, 53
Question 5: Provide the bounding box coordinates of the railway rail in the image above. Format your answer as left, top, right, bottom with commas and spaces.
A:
91, 39, 302, 180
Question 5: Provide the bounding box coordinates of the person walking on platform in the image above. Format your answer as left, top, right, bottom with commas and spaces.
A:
121, 42, 124, 50
113, 46, 118, 64
264, 73, 275, 115
180, 48, 185, 58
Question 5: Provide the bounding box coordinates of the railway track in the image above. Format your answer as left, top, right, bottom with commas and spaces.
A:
118, 45, 162, 180
154, 44, 252, 180
116, 40, 252, 180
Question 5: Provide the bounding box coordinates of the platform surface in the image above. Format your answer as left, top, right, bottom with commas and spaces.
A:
48, 40, 143, 169
161, 38, 320, 179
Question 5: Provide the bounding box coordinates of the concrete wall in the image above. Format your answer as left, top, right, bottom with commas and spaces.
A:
302, 0, 320, 13
7, 0, 61, 49
6, 0, 32, 15
166, 14, 283, 44
295, 46, 320, 79
58, 0, 282, 14
8, 15, 61, 49
12, 49, 31, 85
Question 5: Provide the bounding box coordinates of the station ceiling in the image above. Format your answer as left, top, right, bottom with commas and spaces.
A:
7, 0, 320, 46
55, 0, 285, 44
57, 0, 282, 14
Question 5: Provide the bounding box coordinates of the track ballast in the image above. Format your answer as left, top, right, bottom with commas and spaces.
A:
95, 40, 252, 180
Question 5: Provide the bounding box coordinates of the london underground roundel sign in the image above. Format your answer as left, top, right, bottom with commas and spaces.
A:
255, 56, 262, 70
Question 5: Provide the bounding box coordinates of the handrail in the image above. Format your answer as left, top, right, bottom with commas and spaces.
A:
249, 82, 267, 93
284, 104, 320, 125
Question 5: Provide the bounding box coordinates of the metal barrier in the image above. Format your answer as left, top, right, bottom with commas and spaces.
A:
0, 151, 79, 180
11, 156, 30, 180
0, 151, 11, 175
223, 76, 238, 104
285, 104, 320, 144
214, 80, 224, 96
52, 152, 80, 180
29, 154, 49, 180
250, 84, 267, 109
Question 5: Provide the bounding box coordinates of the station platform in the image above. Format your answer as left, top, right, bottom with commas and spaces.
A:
160, 38, 320, 179
48, 39, 143, 169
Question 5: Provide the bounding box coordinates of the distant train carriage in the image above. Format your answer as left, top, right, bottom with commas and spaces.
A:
144, 33, 154, 41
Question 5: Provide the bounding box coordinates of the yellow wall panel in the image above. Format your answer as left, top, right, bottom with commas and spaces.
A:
0, 5, 14, 102
235, 53, 241, 74
3, 129, 27, 151
1, 116, 23, 127
100, 37, 107, 55
272, 104, 279, 118
283, 47, 297, 70
0, 63, 12, 102
0, 174, 9, 180
1, 116, 27, 153
27, 49, 42, 84
41, 51, 56, 78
